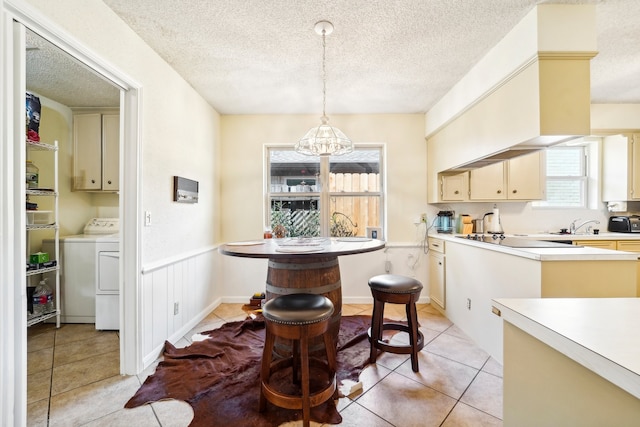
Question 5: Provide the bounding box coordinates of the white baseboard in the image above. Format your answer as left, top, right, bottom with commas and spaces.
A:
142, 297, 223, 369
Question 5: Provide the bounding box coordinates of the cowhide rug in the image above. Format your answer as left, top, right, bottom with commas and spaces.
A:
125, 314, 373, 426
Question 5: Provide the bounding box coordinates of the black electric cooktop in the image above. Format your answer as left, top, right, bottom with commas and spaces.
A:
456, 235, 582, 249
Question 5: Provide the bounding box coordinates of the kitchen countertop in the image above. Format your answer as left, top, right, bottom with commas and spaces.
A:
513, 232, 640, 241
429, 233, 640, 261
492, 298, 640, 399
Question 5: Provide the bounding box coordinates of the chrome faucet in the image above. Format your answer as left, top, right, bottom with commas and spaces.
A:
570, 219, 600, 234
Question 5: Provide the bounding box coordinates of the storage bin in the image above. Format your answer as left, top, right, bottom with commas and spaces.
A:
26, 210, 53, 225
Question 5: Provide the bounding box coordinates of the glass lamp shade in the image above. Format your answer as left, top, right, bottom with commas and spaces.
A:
295, 116, 353, 156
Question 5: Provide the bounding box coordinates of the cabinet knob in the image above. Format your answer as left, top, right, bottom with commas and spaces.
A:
454, 190, 459, 194
512, 189, 517, 194
91, 179, 96, 184
497, 190, 502, 194
108, 180, 112, 184
438, 261, 442, 265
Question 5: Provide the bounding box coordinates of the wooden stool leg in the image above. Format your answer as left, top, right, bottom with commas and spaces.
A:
259, 329, 276, 412
292, 339, 300, 385
369, 298, 384, 363
407, 301, 420, 372
323, 327, 338, 399
300, 332, 311, 427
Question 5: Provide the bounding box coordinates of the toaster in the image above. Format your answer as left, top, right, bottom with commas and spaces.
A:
608, 215, 640, 233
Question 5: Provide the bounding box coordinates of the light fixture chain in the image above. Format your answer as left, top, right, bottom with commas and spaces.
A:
322, 29, 326, 118
294, 20, 352, 157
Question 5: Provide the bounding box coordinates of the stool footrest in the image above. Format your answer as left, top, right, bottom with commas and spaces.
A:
368, 324, 425, 354
261, 374, 336, 410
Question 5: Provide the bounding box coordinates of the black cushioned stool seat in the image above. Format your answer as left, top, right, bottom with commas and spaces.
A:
259, 293, 337, 427
368, 274, 425, 372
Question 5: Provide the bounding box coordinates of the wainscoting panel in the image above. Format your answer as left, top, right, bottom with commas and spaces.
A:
141, 247, 220, 364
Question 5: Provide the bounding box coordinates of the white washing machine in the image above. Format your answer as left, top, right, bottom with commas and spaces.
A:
43, 218, 120, 330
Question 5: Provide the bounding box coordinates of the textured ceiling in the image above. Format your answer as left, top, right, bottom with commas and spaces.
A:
26, 0, 640, 114
26, 31, 120, 108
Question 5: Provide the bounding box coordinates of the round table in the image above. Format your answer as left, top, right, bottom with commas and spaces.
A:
220, 237, 385, 351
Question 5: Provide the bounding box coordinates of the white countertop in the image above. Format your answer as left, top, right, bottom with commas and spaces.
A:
515, 232, 640, 241
493, 298, 640, 399
430, 233, 639, 261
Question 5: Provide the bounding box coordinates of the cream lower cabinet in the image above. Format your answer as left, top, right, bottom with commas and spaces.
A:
616, 241, 640, 296
575, 240, 617, 250
575, 240, 640, 296
73, 112, 119, 191
428, 238, 445, 310
470, 151, 544, 201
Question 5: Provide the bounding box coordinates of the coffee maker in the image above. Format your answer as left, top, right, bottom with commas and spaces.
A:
436, 210, 454, 233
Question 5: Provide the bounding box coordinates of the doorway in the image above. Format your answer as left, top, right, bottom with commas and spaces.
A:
1, 7, 142, 426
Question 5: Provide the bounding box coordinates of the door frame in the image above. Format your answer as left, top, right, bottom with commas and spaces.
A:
1, 1, 143, 424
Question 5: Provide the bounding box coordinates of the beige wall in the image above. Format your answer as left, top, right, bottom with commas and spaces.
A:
220, 114, 426, 243
31, 99, 119, 234
25, 0, 222, 264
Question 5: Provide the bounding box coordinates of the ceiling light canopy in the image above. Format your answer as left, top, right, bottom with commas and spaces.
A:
295, 21, 353, 157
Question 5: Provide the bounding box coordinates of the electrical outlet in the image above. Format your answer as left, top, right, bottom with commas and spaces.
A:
420, 213, 427, 223
466, 298, 471, 310
145, 211, 152, 226
385, 260, 392, 273
174, 302, 179, 315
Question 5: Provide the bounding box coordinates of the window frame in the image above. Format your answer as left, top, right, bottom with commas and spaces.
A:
264, 143, 385, 238
533, 145, 588, 209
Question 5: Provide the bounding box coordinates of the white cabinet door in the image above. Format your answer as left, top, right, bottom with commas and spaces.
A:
630, 133, 640, 199
102, 114, 120, 191
507, 151, 544, 200
441, 172, 468, 201
73, 114, 102, 190
428, 251, 445, 310
602, 133, 640, 201
73, 112, 119, 191
470, 162, 506, 200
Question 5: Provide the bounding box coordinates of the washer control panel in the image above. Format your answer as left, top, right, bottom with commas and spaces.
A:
83, 218, 120, 235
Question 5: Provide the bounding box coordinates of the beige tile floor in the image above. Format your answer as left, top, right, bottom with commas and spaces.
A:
27, 303, 503, 426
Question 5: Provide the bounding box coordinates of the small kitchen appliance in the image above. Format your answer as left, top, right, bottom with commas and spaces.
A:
483, 205, 504, 234
473, 218, 484, 234
608, 215, 640, 233
435, 210, 454, 233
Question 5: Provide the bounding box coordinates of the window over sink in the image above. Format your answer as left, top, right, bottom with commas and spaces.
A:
533, 141, 595, 209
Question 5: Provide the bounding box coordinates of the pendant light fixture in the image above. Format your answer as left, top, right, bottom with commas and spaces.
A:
295, 21, 353, 156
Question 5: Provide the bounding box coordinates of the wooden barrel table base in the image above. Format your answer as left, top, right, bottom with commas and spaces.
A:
266, 256, 342, 356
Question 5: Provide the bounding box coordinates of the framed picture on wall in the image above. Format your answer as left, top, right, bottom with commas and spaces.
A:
173, 176, 199, 203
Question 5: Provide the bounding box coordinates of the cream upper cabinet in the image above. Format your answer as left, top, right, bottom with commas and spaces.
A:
470, 151, 544, 201
507, 151, 544, 200
101, 114, 120, 191
602, 133, 640, 201
73, 112, 119, 191
440, 172, 468, 201
470, 162, 506, 200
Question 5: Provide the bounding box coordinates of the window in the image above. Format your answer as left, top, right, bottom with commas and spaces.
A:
534, 146, 587, 208
266, 145, 384, 237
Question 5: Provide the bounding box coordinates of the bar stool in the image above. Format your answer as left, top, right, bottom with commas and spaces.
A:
259, 293, 337, 427
368, 274, 425, 372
